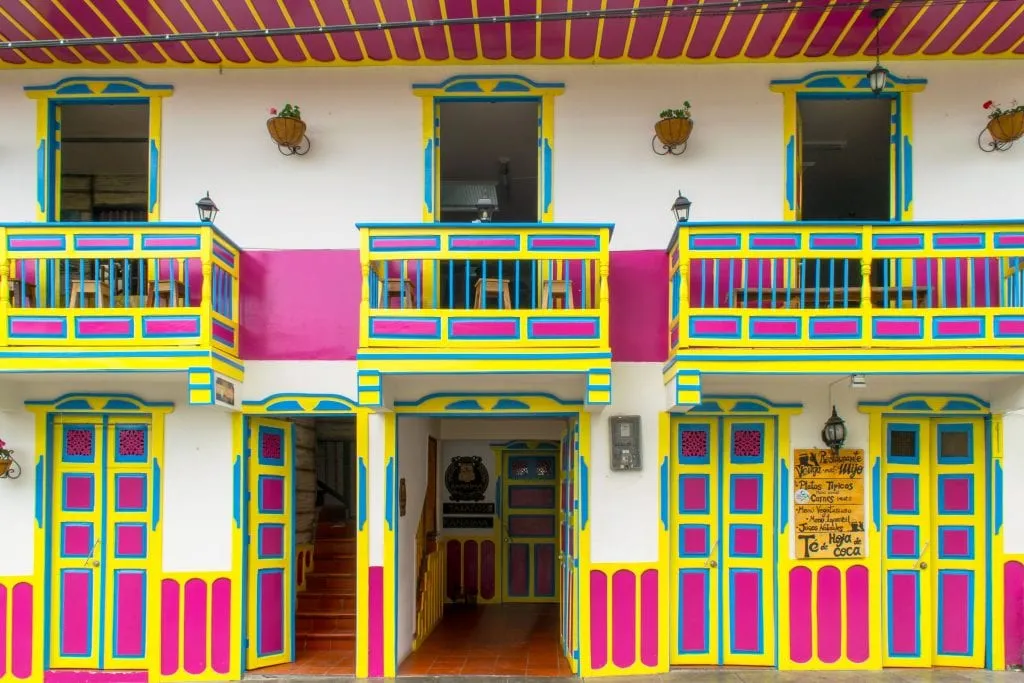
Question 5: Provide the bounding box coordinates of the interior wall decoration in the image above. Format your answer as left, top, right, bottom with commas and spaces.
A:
444, 455, 489, 502
793, 448, 866, 560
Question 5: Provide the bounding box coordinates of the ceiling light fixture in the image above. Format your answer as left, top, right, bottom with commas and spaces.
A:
867, 8, 890, 96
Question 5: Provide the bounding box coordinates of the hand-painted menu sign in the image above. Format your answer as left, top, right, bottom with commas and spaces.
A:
793, 448, 866, 559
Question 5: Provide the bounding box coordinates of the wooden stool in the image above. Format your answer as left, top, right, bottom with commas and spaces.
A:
379, 279, 416, 309
68, 281, 111, 308
8, 279, 35, 308
473, 278, 512, 309
147, 280, 187, 307
540, 281, 575, 309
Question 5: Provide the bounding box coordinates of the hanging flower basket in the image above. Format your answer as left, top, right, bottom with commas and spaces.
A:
0, 439, 18, 479
655, 117, 693, 148
0, 456, 11, 478
980, 99, 1024, 151
266, 103, 310, 155
653, 102, 693, 156
987, 111, 1024, 143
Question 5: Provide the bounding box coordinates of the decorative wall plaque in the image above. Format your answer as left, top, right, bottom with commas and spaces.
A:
444, 455, 489, 502
793, 448, 866, 560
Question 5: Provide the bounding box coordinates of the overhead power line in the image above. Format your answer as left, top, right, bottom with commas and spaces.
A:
0, 0, 997, 52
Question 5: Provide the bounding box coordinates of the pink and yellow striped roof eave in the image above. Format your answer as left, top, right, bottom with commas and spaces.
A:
0, 0, 1022, 67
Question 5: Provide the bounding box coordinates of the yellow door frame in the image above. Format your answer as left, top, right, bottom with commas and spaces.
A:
27, 393, 172, 680
859, 393, 994, 670
669, 396, 800, 668
238, 393, 369, 677
495, 440, 561, 604
384, 394, 589, 676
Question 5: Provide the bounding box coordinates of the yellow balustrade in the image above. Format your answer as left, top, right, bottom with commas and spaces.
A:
0, 222, 241, 355
357, 222, 612, 352
667, 221, 1024, 351
412, 547, 445, 650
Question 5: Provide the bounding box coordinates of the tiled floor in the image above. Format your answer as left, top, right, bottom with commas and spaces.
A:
253, 649, 355, 677
399, 603, 572, 677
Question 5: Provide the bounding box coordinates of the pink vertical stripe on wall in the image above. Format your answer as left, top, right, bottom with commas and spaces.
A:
480, 541, 496, 600
0, 584, 6, 677
590, 570, 608, 670
611, 570, 637, 668
846, 566, 870, 663
535, 545, 556, 597
211, 578, 232, 674
184, 578, 208, 674
445, 541, 462, 602
369, 567, 384, 677
11, 582, 34, 678
815, 566, 842, 663
1007, 561, 1024, 668
464, 540, 479, 596
788, 567, 813, 664
730, 570, 761, 653
639, 569, 659, 667
161, 580, 180, 676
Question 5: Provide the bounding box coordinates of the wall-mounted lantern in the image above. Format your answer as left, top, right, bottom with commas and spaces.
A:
0, 440, 21, 480
821, 406, 847, 455
672, 192, 692, 224
196, 192, 219, 223
609, 415, 642, 471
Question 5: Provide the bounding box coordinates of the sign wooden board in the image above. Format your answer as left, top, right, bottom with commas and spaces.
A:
793, 448, 866, 560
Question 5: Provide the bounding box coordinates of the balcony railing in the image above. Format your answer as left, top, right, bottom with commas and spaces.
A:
1, 222, 240, 354
357, 223, 612, 350
668, 221, 1024, 349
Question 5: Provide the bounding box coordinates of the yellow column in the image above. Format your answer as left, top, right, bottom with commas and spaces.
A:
0, 259, 9, 347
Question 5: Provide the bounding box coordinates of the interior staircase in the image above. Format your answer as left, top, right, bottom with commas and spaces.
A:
296, 518, 357, 658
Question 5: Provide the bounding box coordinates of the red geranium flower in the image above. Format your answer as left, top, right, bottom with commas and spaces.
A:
269, 107, 278, 115
983, 100, 993, 109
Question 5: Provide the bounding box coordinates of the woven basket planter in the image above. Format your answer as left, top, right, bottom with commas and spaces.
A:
267, 116, 307, 147
654, 117, 694, 148
987, 111, 1024, 143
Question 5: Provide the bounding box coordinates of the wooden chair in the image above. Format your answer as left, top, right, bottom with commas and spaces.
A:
146, 258, 190, 307
379, 279, 416, 309
8, 260, 36, 308
540, 280, 575, 309
473, 278, 512, 309
68, 262, 113, 308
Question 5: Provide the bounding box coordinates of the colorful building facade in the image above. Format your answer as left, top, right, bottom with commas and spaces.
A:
0, 1, 1023, 681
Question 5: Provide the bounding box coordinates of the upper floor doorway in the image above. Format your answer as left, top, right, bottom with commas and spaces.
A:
51, 103, 151, 222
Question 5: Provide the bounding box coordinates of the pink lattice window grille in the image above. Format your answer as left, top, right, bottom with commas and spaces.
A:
64, 428, 93, 457
118, 428, 146, 457
681, 430, 708, 458
261, 431, 283, 461
733, 429, 762, 457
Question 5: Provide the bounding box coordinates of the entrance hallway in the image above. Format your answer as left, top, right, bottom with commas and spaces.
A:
399, 604, 571, 676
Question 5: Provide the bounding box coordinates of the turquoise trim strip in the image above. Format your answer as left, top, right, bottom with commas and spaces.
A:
35, 456, 44, 527
148, 140, 158, 213
358, 458, 368, 532
995, 459, 1003, 534
872, 457, 881, 532
580, 458, 588, 531
779, 458, 789, 533
152, 460, 161, 530
660, 456, 668, 531
385, 457, 395, 531
232, 455, 241, 528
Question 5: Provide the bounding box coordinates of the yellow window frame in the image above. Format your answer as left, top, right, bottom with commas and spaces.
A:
24, 76, 174, 221
770, 70, 927, 222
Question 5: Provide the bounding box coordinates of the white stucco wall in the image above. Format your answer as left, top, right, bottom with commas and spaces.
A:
0, 376, 235, 576
1003, 411, 1024, 554
0, 61, 1021, 250
395, 416, 439, 663
0, 407, 38, 576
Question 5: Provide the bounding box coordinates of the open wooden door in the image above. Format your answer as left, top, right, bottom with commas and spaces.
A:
246, 417, 294, 670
